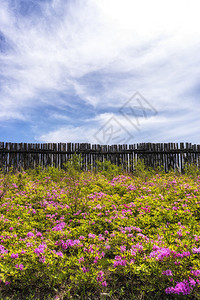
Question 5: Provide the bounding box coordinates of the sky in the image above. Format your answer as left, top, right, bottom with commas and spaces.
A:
0, 0, 200, 145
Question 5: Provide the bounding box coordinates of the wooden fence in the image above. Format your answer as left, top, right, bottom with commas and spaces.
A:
0, 142, 200, 173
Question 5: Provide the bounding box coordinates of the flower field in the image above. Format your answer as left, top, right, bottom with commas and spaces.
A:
0, 163, 200, 299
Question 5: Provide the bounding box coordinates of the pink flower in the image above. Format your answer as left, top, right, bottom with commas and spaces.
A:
78, 257, 84, 263
102, 281, 107, 287
27, 232, 34, 238
192, 247, 200, 253
15, 264, 24, 270
189, 277, 196, 287
162, 269, 173, 276
165, 280, 192, 295
36, 232, 42, 237
113, 256, 127, 267
88, 233, 96, 239
97, 275, 103, 282
98, 271, 104, 277
56, 251, 63, 257
0, 245, 8, 254
52, 222, 66, 231
82, 267, 89, 273
120, 246, 126, 253
191, 269, 200, 276
11, 253, 18, 259
148, 247, 171, 261
34, 244, 46, 255
39, 256, 45, 263
177, 230, 182, 237
101, 252, 105, 258
152, 245, 160, 250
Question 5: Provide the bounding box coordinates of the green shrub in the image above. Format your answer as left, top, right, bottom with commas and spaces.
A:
1, 166, 200, 299
183, 162, 200, 178
132, 158, 155, 180
63, 153, 83, 176
95, 159, 122, 179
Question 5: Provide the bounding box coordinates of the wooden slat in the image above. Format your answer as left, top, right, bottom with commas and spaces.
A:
188, 142, 192, 164
62, 143, 66, 168
0, 142, 4, 171
197, 145, 200, 169
193, 144, 197, 166
180, 142, 184, 172
175, 143, 179, 172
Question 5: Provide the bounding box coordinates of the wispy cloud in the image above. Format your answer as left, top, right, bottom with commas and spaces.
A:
0, 0, 200, 143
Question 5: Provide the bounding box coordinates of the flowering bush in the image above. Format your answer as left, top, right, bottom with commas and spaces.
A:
0, 167, 200, 299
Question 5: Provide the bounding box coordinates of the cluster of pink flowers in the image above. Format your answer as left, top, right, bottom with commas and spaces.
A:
93, 251, 105, 264
15, 264, 24, 270
52, 221, 66, 231
74, 210, 82, 216
137, 233, 149, 242
172, 251, 190, 258
12, 183, 18, 189
82, 267, 89, 273
162, 269, 173, 276
55, 239, 81, 250
98, 234, 105, 241
131, 243, 143, 253
36, 231, 42, 237
148, 247, 171, 261
120, 246, 126, 253
26, 232, 34, 238
0, 245, 8, 254
109, 175, 131, 186
78, 256, 84, 263
88, 192, 107, 200
127, 184, 136, 191
39, 256, 45, 263
96, 271, 107, 286
192, 247, 200, 253
52, 250, 63, 257
138, 205, 151, 213
165, 279, 195, 295
191, 269, 200, 276
88, 233, 96, 239
118, 226, 142, 233
113, 256, 127, 267
176, 230, 182, 237
34, 244, 46, 255
11, 253, 19, 259
97, 271, 104, 282
105, 244, 111, 250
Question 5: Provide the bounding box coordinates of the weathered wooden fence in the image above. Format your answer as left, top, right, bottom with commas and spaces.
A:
0, 142, 200, 173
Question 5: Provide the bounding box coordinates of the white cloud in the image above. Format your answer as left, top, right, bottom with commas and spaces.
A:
0, 0, 200, 142
38, 125, 95, 143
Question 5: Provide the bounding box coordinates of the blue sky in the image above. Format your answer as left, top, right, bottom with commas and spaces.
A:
0, 0, 200, 145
